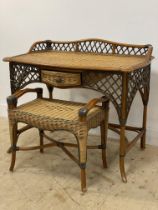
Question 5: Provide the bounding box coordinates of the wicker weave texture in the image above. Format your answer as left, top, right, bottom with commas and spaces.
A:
4, 51, 151, 72
41, 70, 81, 87
28, 39, 151, 57
9, 98, 105, 132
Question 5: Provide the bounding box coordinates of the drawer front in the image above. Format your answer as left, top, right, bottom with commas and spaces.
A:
41, 70, 81, 87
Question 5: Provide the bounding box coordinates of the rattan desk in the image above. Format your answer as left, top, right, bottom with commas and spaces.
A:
3, 38, 153, 182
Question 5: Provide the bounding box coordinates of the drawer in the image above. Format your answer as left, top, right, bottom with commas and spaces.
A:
41, 70, 81, 87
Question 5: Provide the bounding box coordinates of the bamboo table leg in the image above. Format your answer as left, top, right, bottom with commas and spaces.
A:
119, 72, 128, 182
140, 85, 150, 149
119, 66, 150, 182
119, 126, 127, 183
141, 105, 147, 149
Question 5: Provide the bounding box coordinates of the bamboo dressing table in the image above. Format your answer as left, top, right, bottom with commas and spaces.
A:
3, 38, 153, 182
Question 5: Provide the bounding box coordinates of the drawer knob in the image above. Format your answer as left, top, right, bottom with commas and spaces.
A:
55, 77, 64, 83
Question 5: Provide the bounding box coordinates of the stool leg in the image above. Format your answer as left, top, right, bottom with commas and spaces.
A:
100, 120, 108, 168
9, 121, 18, 171
77, 129, 88, 192
39, 130, 44, 153
80, 167, 86, 193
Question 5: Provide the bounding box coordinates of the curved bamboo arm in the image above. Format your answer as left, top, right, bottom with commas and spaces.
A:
78, 96, 109, 118
13, 88, 43, 99
7, 88, 43, 109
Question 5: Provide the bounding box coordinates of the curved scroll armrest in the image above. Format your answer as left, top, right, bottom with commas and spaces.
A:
13, 88, 43, 99
7, 88, 43, 109
79, 96, 109, 118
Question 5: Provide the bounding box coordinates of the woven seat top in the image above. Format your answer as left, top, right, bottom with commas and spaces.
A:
3, 51, 151, 72
13, 98, 102, 122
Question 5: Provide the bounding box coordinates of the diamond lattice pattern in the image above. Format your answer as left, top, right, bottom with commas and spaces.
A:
31, 39, 149, 56
10, 64, 40, 93
82, 72, 122, 118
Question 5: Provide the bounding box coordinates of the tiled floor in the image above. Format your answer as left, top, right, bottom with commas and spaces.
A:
0, 117, 158, 210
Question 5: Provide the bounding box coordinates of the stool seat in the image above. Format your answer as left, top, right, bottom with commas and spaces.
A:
9, 98, 105, 132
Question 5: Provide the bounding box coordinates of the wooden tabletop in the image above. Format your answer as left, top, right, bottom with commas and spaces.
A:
3, 51, 152, 72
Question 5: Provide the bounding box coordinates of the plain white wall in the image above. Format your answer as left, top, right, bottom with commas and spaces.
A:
0, 0, 158, 145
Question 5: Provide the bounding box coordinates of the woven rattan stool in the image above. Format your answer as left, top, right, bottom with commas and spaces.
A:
7, 88, 109, 192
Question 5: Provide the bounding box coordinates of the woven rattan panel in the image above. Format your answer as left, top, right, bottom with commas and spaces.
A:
82, 66, 150, 122
127, 65, 150, 114
10, 63, 40, 93
30, 39, 149, 56
82, 71, 122, 119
